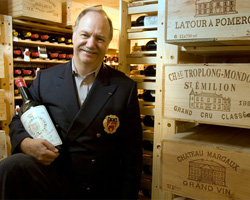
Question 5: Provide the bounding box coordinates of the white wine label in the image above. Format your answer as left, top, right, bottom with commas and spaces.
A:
144, 16, 158, 27
21, 105, 62, 146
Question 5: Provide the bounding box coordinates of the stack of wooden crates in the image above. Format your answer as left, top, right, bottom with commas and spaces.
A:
0, 15, 13, 161
149, 0, 250, 200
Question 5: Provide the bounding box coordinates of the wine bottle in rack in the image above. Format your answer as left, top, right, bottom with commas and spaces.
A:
49, 36, 57, 43
142, 115, 154, 127
13, 48, 22, 58
40, 34, 50, 42
130, 69, 144, 76
15, 78, 62, 147
142, 140, 153, 151
22, 68, 34, 77
144, 65, 156, 77
57, 37, 65, 43
144, 40, 157, 51
131, 15, 158, 27
65, 38, 72, 45
142, 90, 155, 102
13, 29, 18, 37
22, 31, 32, 40
58, 53, 66, 60
48, 52, 59, 59
30, 51, 40, 59
133, 40, 157, 52
14, 68, 22, 77
30, 33, 39, 41
66, 54, 73, 60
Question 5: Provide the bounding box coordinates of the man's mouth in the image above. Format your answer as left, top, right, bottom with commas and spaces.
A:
79, 46, 98, 54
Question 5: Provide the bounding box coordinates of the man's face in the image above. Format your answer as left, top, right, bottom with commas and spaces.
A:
72, 11, 111, 67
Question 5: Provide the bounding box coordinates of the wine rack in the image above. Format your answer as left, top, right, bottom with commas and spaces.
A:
119, 0, 158, 198
0, 15, 13, 157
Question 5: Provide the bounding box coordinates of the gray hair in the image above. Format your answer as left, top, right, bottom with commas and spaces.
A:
73, 7, 113, 41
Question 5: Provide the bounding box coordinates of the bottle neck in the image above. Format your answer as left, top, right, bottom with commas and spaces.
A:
18, 86, 32, 104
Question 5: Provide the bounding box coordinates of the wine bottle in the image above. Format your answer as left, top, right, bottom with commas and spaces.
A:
40, 34, 50, 42
130, 69, 144, 76
49, 36, 57, 43
22, 68, 34, 77
31, 51, 40, 59
22, 31, 32, 40
66, 54, 73, 60
133, 40, 157, 51
145, 40, 157, 51
13, 29, 19, 37
144, 65, 156, 76
30, 33, 39, 41
14, 68, 23, 77
142, 140, 153, 151
13, 49, 22, 58
48, 52, 59, 59
15, 78, 62, 147
57, 37, 65, 43
142, 115, 154, 127
142, 90, 155, 102
131, 15, 158, 27
65, 38, 72, 45
58, 53, 66, 60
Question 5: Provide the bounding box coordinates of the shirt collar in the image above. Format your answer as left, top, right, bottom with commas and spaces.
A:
72, 60, 102, 78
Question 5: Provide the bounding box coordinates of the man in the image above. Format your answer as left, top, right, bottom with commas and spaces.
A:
0, 7, 142, 199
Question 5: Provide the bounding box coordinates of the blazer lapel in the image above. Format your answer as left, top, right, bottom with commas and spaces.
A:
66, 65, 117, 142
55, 60, 80, 124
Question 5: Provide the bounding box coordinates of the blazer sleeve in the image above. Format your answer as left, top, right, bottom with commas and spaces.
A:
120, 81, 143, 199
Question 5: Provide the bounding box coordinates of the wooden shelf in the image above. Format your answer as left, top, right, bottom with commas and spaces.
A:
13, 19, 72, 34
14, 58, 68, 64
128, 30, 158, 40
128, 26, 157, 32
13, 40, 73, 49
128, 3, 158, 14
137, 82, 156, 90
14, 77, 35, 81
127, 57, 157, 64
140, 106, 155, 116
130, 75, 156, 81
143, 130, 154, 141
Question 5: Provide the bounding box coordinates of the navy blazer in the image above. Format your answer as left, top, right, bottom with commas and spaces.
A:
9, 60, 143, 199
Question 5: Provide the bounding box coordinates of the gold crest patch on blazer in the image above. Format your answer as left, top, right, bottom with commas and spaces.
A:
103, 115, 120, 134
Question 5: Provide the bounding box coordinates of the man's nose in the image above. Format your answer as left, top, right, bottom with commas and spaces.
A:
86, 37, 96, 48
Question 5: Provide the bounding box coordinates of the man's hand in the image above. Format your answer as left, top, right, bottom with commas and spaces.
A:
20, 138, 60, 165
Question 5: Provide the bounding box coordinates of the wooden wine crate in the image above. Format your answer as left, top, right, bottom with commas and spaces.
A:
0, 130, 7, 161
166, 0, 250, 46
161, 125, 250, 200
0, 0, 62, 24
62, 1, 88, 27
163, 63, 250, 129
0, 46, 4, 78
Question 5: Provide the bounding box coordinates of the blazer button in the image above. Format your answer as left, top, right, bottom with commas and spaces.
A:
91, 159, 96, 164
55, 124, 59, 128
96, 133, 101, 138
